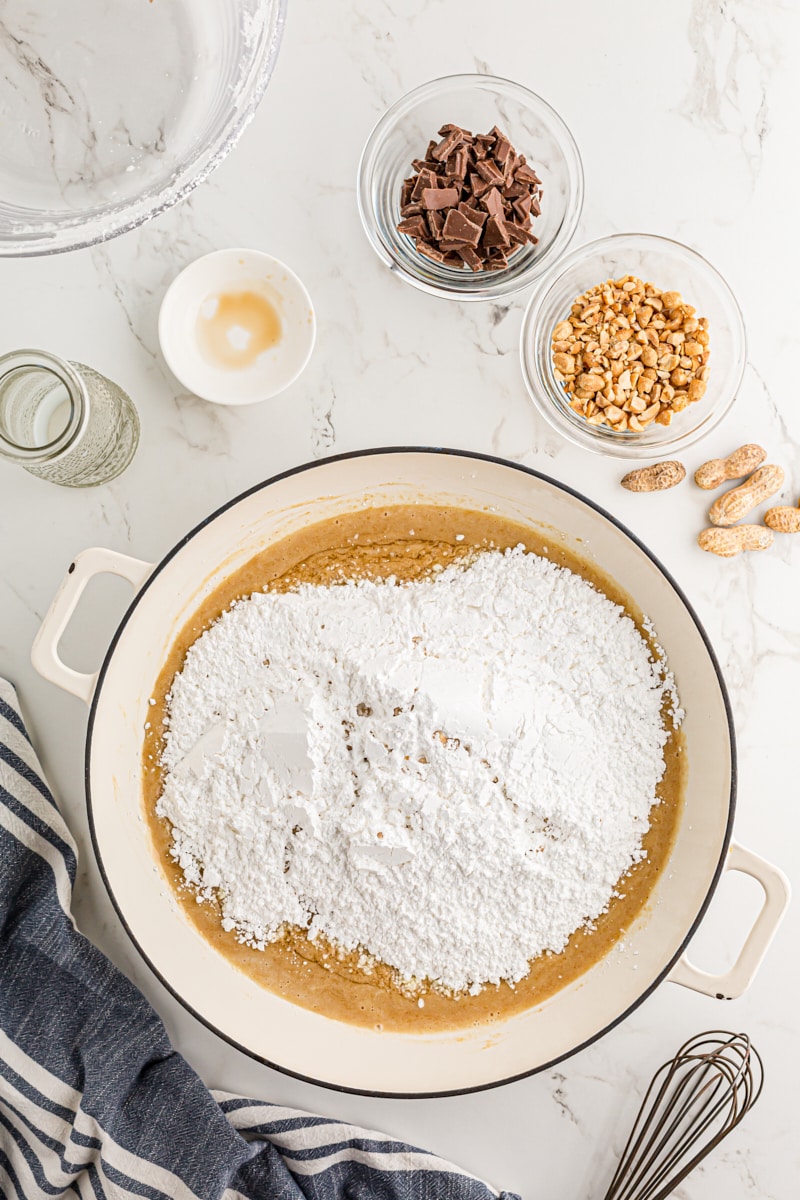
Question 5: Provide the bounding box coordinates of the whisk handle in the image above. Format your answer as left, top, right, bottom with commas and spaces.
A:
668, 841, 790, 999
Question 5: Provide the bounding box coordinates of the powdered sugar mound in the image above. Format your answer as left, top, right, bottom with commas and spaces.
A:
156, 547, 681, 994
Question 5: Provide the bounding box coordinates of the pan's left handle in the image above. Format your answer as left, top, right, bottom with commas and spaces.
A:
667, 841, 790, 999
31, 547, 154, 706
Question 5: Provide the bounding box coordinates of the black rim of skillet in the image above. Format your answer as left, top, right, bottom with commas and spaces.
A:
84, 446, 737, 1100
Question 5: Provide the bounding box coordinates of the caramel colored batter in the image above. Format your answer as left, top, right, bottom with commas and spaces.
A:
142, 506, 685, 1033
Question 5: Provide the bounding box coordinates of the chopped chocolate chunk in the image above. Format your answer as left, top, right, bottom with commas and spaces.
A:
501, 152, 518, 183
416, 240, 446, 263
482, 215, 510, 248
411, 168, 437, 201
457, 201, 487, 227
481, 186, 505, 219
475, 158, 505, 186
468, 172, 492, 199
442, 209, 482, 246
512, 194, 533, 224
432, 128, 466, 161
422, 187, 460, 211
457, 245, 483, 272
397, 121, 544, 273
398, 215, 428, 239
493, 134, 512, 165
445, 147, 469, 179
505, 221, 530, 247
426, 209, 444, 239
514, 163, 541, 185
488, 244, 509, 263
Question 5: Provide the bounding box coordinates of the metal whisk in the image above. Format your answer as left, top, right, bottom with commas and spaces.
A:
602, 1031, 763, 1200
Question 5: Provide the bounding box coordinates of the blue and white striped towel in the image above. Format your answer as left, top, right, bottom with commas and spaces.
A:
0, 679, 519, 1200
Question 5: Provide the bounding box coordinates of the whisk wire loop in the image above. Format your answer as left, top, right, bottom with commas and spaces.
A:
602, 1031, 763, 1200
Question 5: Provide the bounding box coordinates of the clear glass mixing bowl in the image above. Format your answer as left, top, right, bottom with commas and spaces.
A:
0, 0, 285, 256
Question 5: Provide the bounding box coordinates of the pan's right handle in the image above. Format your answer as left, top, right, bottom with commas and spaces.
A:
31, 548, 154, 706
668, 841, 790, 999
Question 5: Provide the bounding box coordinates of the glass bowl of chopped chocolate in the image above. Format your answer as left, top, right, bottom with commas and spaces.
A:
520, 233, 747, 458
357, 74, 584, 301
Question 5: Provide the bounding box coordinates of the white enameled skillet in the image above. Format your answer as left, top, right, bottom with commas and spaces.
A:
32, 449, 789, 1097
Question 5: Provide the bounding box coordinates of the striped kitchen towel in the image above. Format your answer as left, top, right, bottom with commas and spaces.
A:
0, 679, 519, 1200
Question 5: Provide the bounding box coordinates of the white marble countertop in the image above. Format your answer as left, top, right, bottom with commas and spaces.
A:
1, 1, 798, 1196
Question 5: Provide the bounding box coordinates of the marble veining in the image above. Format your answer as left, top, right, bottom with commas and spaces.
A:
0, 1, 797, 1197
682, 0, 776, 180
0, 0, 208, 216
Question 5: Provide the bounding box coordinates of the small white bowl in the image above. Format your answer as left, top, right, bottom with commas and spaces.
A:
158, 248, 316, 404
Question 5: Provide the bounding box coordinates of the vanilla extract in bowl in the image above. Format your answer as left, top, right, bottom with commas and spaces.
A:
197, 289, 283, 371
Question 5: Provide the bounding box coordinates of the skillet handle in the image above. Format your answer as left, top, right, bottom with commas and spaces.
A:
31, 548, 154, 706
667, 841, 790, 999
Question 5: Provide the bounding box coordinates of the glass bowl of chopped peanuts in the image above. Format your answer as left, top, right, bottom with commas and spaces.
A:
520, 233, 747, 457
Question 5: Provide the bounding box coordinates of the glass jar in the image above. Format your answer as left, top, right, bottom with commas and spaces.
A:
0, 349, 140, 487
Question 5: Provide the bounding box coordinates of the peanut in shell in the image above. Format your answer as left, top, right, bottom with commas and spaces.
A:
621, 461, 686, 492
708, 464, 785, 527
698, 525, 774, 557
694, 443, 766, 490
765, 503, 800, 533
